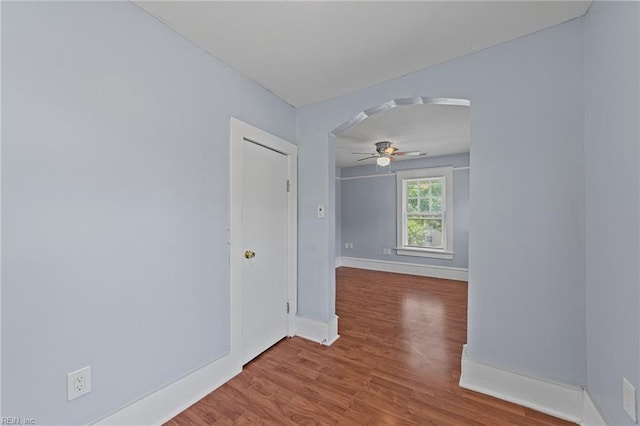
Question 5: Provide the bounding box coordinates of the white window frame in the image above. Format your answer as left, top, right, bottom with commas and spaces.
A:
396, 166, 454, 259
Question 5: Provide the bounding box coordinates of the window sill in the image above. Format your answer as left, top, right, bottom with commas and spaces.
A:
396, 247, 454, 260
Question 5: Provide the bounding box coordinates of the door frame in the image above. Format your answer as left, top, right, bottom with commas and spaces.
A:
229, 117, 297, 365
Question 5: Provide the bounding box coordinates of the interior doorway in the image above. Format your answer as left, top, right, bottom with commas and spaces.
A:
331, 97, 471, 282
230, 118, 298, 365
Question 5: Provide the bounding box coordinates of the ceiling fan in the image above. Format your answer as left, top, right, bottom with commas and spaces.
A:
353, 141, 426, 166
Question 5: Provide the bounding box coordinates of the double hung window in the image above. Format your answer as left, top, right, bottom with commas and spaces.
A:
396, 167, 453, 259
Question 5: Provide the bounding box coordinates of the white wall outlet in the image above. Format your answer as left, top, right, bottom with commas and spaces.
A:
67, 366, 92, 401
383, 248, 392, 255
317, 204, 325, 218
623, 377, 637, 422
345, 242, 349, 249
348, 243, 353, 249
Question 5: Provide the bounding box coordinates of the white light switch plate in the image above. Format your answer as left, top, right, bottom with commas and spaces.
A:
317, 204, 325, 218
623, 377, 637, 422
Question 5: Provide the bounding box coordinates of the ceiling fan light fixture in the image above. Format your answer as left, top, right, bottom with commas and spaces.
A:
376, 156, 391, 167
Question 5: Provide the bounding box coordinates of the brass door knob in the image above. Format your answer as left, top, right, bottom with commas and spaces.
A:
244, 250, 256, 259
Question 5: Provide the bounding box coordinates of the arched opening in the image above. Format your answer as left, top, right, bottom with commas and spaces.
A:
329, 95, 472, 381
330, 96, 471, 273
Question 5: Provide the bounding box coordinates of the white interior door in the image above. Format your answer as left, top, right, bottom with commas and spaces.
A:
241, 139, 289, 364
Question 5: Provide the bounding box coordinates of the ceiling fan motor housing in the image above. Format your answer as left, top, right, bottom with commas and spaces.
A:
375, 141, 391, 152
375, 141, 396, 155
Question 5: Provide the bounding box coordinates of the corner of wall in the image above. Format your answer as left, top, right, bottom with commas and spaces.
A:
295, 315, 340, 346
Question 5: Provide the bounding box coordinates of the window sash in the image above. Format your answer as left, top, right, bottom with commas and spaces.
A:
405, 217, 444, 249
406, 178, 443, 211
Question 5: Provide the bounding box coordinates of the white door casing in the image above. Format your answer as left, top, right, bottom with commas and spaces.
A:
230, 118, 297, 366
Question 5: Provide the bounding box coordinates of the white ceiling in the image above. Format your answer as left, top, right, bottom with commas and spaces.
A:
335, 104, 470, 168
135, 1, 590, 107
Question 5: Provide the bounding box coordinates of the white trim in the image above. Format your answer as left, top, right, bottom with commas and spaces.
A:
338, 173, 396, 181
295, 315, 340, 346
327, 315, 340, 345
396, 247, 454, 260
335, 166, 469, 181
230, 117, 298, 358
459, 345, 583, 424
338, 257, 468, 281
232, 118, 298, 157
395, 166, 454, 181
581, 391, 609, 426
92, 354, 240, 425
335, 256, 342, 268
329, 97, 470, 138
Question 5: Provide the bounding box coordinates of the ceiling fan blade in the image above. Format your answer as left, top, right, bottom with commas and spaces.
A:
356, 155, 378, 162
351, 152, 376, 155
394, 151, 425, 157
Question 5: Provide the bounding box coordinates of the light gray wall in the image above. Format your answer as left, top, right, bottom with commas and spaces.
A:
584, 2, 640, 424
1, 2, 295, 424
297, 18, 586, 385
339, 153, 469, 269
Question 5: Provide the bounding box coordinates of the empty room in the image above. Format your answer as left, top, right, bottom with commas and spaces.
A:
2, 1, 639, 425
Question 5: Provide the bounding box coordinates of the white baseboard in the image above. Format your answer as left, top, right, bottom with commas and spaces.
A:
295, 315, 340, 346
92, 353, 241, 425
459, 345, 583, 423
335, 256, 342, 268
338, 256, 468, 281
93, 313, 341, 425
92, 333, 608, 426
581, 391, 609, 426
327, 314, 340, 345
459, 346, 610, 425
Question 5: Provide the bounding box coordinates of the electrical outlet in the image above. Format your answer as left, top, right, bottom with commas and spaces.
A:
383, 248, 392, 255
349, 243, 353, 249
623, 377, 637, 422
345, 242, 349, 249
67, 366, 92, 401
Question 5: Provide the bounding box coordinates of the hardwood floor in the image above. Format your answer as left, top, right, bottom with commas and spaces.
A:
166, 267, 575, 425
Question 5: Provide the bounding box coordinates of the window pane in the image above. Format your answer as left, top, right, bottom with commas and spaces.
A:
407, 182, 419, 197
418, 181, 430, 197
407, 218, 426, 247
407, 197, 418, 212
407, 217, 443, 248
431, 180, 443, 196
430, 197, 442, 212
419, 198, 430, 212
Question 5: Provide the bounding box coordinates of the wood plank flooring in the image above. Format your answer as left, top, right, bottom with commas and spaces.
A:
166, 267, 575, 425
